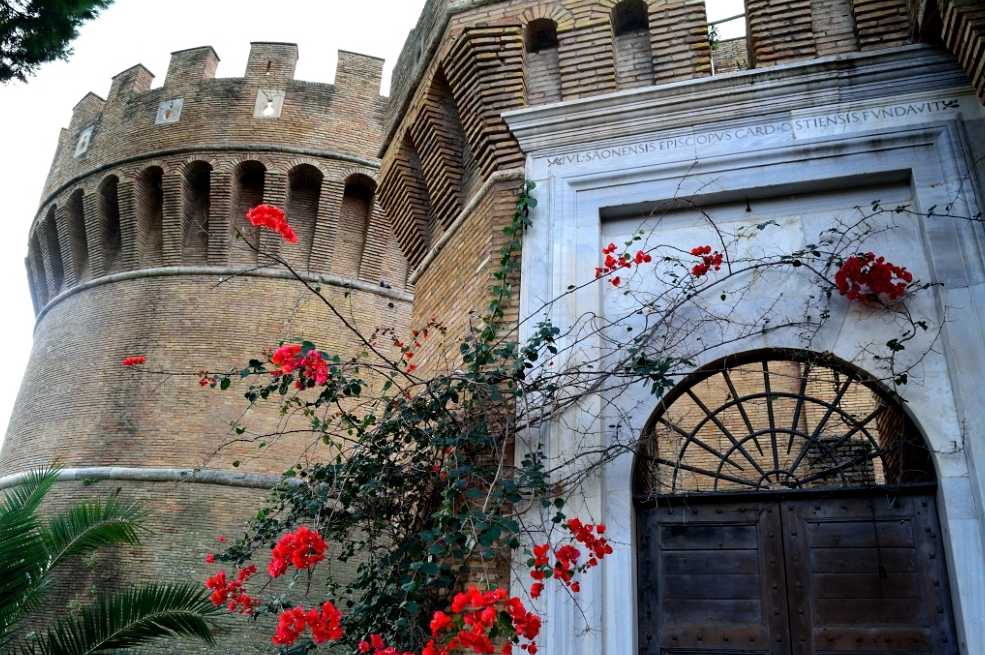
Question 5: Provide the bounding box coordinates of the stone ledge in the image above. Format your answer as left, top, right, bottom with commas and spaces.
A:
0, 466, 300, 491
504, 44, 972, 153
34, 264, 414, 329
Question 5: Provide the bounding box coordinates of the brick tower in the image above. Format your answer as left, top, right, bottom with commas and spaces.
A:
0, 43, 410, 652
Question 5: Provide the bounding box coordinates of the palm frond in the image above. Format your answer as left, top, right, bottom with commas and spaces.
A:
42, 498, 146, 571
0, 510, 46, 643
0, 466, 59, 525
23, 583, 219, 655
0, 467, 59, 643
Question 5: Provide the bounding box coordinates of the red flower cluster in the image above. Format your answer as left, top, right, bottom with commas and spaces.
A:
359, 634, 415, 655
121, 355, 145, 367
271, 344, 330, 388
205, 565, 258, 614
835, 252, 913, 302
268, 526, 327, 578
423, 586, 541, 655
690, 245, 723, 277
246, 204, 298, 243
272, 601, 344, 645
528, 519, 612, 599
594, 243, 653, 287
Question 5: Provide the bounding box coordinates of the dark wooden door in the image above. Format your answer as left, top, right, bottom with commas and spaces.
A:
637, 492, 958, 655
638, 500, 793, 655
780, 494, 958, 655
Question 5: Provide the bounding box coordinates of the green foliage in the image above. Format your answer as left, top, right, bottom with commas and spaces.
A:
19, 583, 218, 655
0, 0, 112, 83
0, 466, 218, 653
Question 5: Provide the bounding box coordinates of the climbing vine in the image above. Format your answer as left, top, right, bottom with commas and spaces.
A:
119, 181, 974, 654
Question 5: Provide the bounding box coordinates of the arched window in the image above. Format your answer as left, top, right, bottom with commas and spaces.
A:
611, 0, 653, 88
98, 175, 122, 273
634, 350, 954, 655
334, 174, 375, 277
42, 206, 64, 293
230, 160, 265, 265
285, 163, 323, 270
635, 349, 934, 497
525, 19, 562, 105
136, 166, 164, 267
182, 161, 211, 265
66, 189, 89, 282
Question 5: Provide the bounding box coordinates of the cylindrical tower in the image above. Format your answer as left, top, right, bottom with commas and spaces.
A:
0, 43, 411, 653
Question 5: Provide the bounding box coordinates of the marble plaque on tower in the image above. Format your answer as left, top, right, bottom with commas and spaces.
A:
155, 98, 184, 125
254, 89, 286, 119
74, 125, 94, 157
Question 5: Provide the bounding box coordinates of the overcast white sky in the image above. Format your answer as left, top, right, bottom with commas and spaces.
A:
0, 0, 744, 446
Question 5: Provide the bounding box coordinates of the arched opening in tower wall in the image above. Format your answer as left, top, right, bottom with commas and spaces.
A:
230, 160, 266, 266
136, 166, 164, 268
611, 0, 654, 88
334, 174, 375, 278
635, 349, 956, 654
525, 19, 561, 105
66, 189, 89, 282
97, 175, 122, 274
286, 163, 322, 271
28, 232, 48, 308
41, 206, 64, 294
182, 161, 211, 265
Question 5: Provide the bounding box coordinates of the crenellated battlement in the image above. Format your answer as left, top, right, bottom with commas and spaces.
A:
44, 44, 388, 209
27, 43, 407, 318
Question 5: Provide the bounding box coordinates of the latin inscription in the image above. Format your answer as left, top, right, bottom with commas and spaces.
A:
546, 99, 961, 168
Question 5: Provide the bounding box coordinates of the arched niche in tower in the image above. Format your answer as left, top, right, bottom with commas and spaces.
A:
28, 232, 48, 308
41, 205, 64, 294
705, 0, 751, 74
66, 189, 89, 282
525, 18, 562, 105
182, 161, 211, 265
230, 160, 266, 265
334, 173, 375, 278
98, 175, 122, 273
136, 166, 164, 268
611, 0, 654, 88
286, 163, 323, 270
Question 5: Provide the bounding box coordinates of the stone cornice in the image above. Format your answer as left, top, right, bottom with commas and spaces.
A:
503, 45, 973, 154
34, 265, 414, 330
0, 466, 298, 491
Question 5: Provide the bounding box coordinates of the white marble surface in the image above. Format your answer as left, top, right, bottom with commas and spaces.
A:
506, 45, 985, 655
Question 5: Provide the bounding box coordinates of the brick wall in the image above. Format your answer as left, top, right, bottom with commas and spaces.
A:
938, 0, 985, 102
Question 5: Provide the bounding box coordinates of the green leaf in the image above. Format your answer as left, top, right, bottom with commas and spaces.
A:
22, 583, 219, 655
41, 498, 145, 572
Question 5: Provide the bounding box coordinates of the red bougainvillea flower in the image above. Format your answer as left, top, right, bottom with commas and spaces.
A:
423, 585, 541, 655
121, 355, 145, 367
272, 602, 345, 646
245, 204, 298, 244
205, 565, 258, 614
835, 252, 912, 302
690, 245, 724, 278
270, 344, 330, 388
272, 607, 308, 645
268, 526, 327, 578
527, 518, 613, 600
357, 633, 415, 655
595, 242, 653, 287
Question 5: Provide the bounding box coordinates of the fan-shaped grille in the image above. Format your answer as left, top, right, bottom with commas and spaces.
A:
637, 351, 935, 497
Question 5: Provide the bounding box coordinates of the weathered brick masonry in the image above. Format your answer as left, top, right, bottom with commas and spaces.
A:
2, 0, 982, 652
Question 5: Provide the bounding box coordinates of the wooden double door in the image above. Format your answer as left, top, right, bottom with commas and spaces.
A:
637, 491, 958, 655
